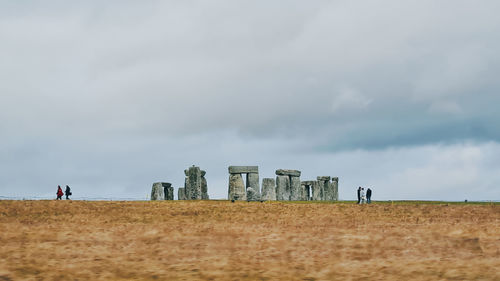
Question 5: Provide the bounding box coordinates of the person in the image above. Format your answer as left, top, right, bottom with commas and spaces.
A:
65, 185, 72, 200
360, 188, 366, 204
56, 185, 63, 200
366, 188, 372, 204
357, 187, 361, 204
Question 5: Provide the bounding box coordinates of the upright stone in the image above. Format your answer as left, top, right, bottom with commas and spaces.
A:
331, 177, 339, 201
228, 173, 246, 201
318, 176, 332, 201
185, 166, 202, 200
311, 181, 322, 200
164, 185, 174, 200
289, 176, 301, 201
201, 170, 209, 200
151, 182, 166, 200
261, 178, 276, 201
178, 187, 186, 200
276, 175, 290, 201
246, 173, 260, 198
246, 186, 260, 201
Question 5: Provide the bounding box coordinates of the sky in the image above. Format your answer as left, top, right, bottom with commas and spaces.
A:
1, 0, 500, 201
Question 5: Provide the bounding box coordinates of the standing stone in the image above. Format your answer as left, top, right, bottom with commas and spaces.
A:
289, 176, 301, 201
228, 173, 246, 201
261, 178, 276, 201
178, 187, 186, 200
331, 177, 339, 201
246, 186, 260, 201
201, 170, 209, 200
185, 166, 202, 200
151, 182, 167, 200
164, 184, 174, 200
276, 175, 290, 201
311, 181, 322, 201
317, 176, 332, 201
246, 173, 260, 198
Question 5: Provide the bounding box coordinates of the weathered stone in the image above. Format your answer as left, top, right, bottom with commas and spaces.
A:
317, 176, 331, 181
290, 176, 301, 201
185, 166, 202, 200
246, 186, 260, 201
261, 178, 276, 201
228, 166, 259, 174
201, 175, 209, 200
331, 177, 339, 201
178, 187, 186, 200
311, 181, 322, 201
301, 180, 315, 186
151, 182, 169, 200
164, 185, 174, 200
246, 173, 260, 198
276, 175, 290, 201
320, 178, 333, 201
228, 173, 246, 201
303, 184, 311, 201
276, 169, 301, 177
201, 170, 206, 177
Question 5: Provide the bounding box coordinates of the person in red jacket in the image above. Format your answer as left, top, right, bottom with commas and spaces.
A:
56, 185, 63, 200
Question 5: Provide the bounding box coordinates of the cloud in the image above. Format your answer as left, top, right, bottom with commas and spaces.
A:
1, 1, 500, 200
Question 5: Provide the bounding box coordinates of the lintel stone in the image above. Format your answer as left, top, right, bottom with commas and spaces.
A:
317, 176, 331, 181
228, 166, 258, 174
275, 169, 301, 177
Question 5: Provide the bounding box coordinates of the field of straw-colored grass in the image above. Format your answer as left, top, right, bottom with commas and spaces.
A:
0, 200, 499, 280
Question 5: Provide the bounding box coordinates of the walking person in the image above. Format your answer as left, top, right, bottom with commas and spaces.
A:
56, 185, 63, 200
357, 187, 361, 204
360, 188, 366, 204
366, 188, 372, 204
65, 185, 72, 200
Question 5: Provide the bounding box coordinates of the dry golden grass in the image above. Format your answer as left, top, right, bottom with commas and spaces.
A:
0, 200, 499, 280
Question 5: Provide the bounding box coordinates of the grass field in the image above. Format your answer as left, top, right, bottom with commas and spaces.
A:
0, 200, 499, 280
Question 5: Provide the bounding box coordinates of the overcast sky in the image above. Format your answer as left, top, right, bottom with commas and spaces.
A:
1, 1, 499, 201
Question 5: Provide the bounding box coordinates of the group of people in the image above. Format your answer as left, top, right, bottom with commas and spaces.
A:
357, 186, 372, 204
56, 185, 72, 200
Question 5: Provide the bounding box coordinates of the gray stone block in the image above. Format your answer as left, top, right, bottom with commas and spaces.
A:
164, 186, 174, 200
246, 186, 260, 201
290, 176, 301, 201
228, 166, 259, 174
311, 181, 322, 201
276, 175, 290, 201
331, 177, 339, 201
185, 166, 202, 200
151, 182, 169, 200
276, 169, 301, 177
317, 176, 331, 181
246, 173, 260, 197
301, 180, 315, 185
178, 187, 186, 200
228, 173, 246, 201
261, 178, 276, 201
201, 176, 209, 200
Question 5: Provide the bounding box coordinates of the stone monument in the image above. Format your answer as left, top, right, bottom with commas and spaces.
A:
151, 182, 173, 200
228, 166, 260, 201
275, 169, 301, 201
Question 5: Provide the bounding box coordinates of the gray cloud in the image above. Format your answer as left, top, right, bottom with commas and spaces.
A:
1, 1, 500, 200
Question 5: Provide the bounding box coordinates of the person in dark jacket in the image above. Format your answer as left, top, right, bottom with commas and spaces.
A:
56, 185, 63, 200
65, 185, 72, 200
366, 188, 372, 203
357, 187, 361, 204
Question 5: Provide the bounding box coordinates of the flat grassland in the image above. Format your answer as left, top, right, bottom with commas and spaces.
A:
0, 200, 499, 280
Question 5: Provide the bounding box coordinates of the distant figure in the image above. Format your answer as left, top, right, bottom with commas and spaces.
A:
56, 185, 63, 200
357, 187, 361, 204
360, 188, 366, 204
65, 185, 72, 200
366, 188, 372, 204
